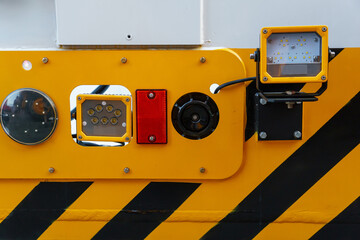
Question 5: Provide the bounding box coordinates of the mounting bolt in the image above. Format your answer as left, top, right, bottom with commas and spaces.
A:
262, 29, 268, 34
259, 131, 267, 139
124, 167, 130, 173
200, 167, 206, 173
77, 96, 82, 101
121, 57, 127, 63
125, 137, 130, 141
322, 27, 327, 32
263, 77, 268, 82
259, 98, 267, 105
200, 57, 206, 63
126, 98, 130, 102
78, 135, 82, 139
42, 57, 49, 64
321, 75, 326, 80
294, 130, 302, 139
148, 92, 155, 99
148, 135, 156, 142
330, 51, 336, 59
250, 53, 255, 60
49, 167, 55, 173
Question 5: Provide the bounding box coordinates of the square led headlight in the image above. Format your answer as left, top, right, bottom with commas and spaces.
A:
76, 94, 132, 142
260, 26, 328, 84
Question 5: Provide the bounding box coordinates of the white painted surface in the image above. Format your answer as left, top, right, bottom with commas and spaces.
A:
55, 0, 203, 45
0, 0, 359, 48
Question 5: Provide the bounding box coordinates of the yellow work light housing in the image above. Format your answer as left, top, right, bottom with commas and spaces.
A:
76, 94, 132, 142
260, 25, 328, 84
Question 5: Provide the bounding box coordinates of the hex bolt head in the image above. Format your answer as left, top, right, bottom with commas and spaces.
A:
250, 53, 255, 60
148, 92, 155, 99
322, 27, 327, 32
259, 131, 267, 139
121, 57, 127, 63
77, 96, 82, 101
263, 77, 268, 82
294, 130, 302, 139
260, 98, 267, 105
124, 167, 130, 173
200, 57, 206, 63
263, 29, 268, 34
42, 57, 49, 64
49, 167, 55, 173
200, 167, 206, 173
321, 75, 326, 80
148, 135, 156, 142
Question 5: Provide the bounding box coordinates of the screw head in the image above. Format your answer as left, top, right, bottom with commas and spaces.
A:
250, 53, 255, 60
263, 76, 268, 82
42, 57, 49, 64
200, 57, 206, 63
259, 131, 267, 139
263, 29, 268, 34
124, 167, 130, 173
260, 98, 267, 105
148, 92, 155, 99
321, 75, 326, 80
200, 167, 206, 173
78, 135, 82, 139
322, 27, 327, 32
294, 130, 302, 139
77, 96, 82, 101
121, 57, 127, 63
148, 135, 156, 142
49, 167, 55, 173
125, 137, 130, 141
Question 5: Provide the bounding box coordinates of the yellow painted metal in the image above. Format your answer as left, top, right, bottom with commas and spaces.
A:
76, 94, 132, 142
260, 25, 329, 84
0, 49, 246, 179
0, 48, 359, 239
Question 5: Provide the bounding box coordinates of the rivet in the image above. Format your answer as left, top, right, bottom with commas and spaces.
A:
77, 96, 82, 101
148, 92, 155, 99
126, 98, 130, 102
294, 131, 302, 139
200, 167, 206, 173
49, 167, 55, 173
121, 57, 127, 63
322, 27, 327, 32
148, 135, 156, 142
259, 131, 267, 139
78, 135, 83, 139
125, 137, 130, 141
124, 167, 130, 173
263, 29, 268, 34
42, 57, 49, 64
263, 77, 268, 82
200, 57, 206, 63
321, 75, 326, 80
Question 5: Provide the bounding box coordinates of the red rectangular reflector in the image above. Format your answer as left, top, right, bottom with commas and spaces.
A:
136, 90, 167, 144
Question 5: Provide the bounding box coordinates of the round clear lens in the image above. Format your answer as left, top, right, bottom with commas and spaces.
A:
0, 88, 58, 145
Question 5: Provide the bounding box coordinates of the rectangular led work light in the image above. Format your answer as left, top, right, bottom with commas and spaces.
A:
260, 26, 328, 84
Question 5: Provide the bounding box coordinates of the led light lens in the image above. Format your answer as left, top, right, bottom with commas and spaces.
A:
110, 117, 118, 125
0, 88, 57, 145
95, 104, 103, 112
114, 109, 122, 117
106, 105, 114, 112
87, 108, 95, 116
100, 117, 109, 125
266, 32, 321, 77
91, 117, 99, 124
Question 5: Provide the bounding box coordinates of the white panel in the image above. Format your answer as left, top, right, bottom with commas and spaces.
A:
204, 0, 360, 48
55, 0, 203, 45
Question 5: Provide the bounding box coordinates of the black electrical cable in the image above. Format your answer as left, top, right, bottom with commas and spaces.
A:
214, 77, 256, 94
70, 85, 110, 119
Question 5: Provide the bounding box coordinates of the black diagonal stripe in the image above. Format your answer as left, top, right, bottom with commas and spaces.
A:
92, 182, 200, 240
202, 92, 360, 240
310, 196, 360, 240
0, 182, 92, 240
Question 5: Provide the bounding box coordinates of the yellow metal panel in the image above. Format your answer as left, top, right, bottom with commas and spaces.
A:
0, 49, 246, 180
260, 25, 328, 84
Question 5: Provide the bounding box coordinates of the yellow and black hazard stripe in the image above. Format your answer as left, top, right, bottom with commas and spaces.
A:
201, 90, 360, 239
310, 196, 360, 239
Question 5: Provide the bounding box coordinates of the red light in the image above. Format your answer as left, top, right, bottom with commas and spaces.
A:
136, 90, 167, 144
